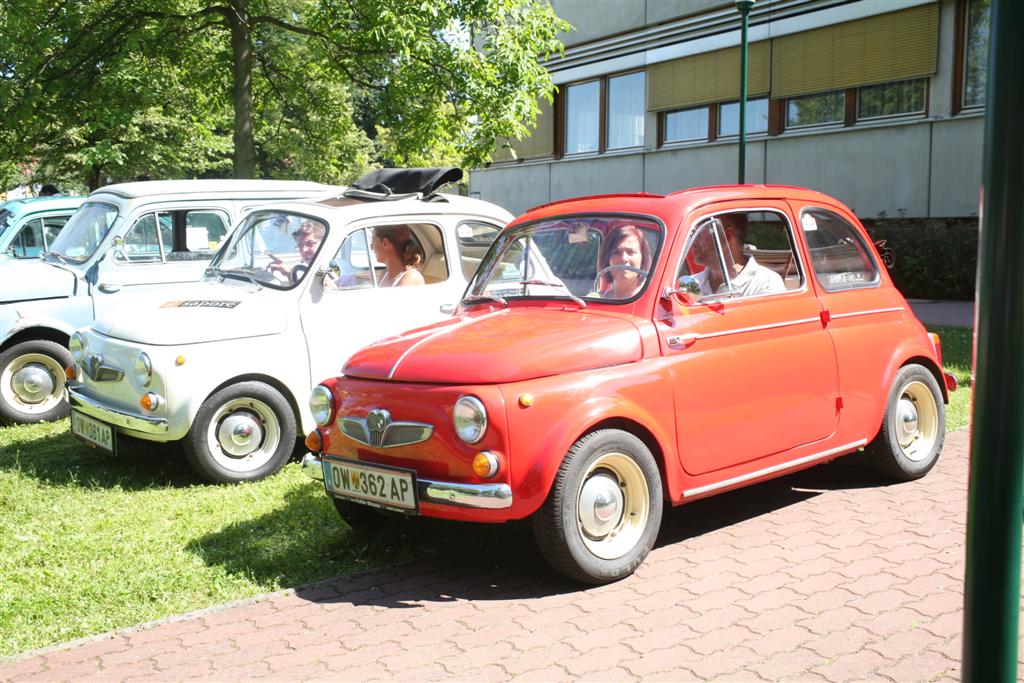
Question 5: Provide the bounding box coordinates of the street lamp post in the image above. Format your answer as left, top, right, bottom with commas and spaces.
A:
736, 0, 755, 184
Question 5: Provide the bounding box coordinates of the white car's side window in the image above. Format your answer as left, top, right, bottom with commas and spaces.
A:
331, 229, 375, 291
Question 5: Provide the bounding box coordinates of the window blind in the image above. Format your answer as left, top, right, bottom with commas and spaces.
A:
771, 3, 939, 98
648, 41, 769, 112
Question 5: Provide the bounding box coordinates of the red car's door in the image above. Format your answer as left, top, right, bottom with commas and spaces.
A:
655, 201, 841, 476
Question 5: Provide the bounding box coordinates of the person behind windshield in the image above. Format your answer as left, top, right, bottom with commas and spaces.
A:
268, 219, 323, 281
372, 226, 425, 287
692, 213, 784, 296
597, 223, 652, 299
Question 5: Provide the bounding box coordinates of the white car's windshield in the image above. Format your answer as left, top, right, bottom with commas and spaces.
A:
47, 202, 119, 263
467, 215, 663, 305
206, 210, 328, 289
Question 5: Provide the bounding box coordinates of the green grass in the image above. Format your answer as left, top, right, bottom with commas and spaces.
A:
927, 324, 973, 432
0, 425, 461, 658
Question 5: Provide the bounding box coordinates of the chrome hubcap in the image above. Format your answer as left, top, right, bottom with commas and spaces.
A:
896, 398, 919, 448
578, 472, 624, 538
12, 364, 55, 404
217, 412, 264, 457
576, 452, 651, 561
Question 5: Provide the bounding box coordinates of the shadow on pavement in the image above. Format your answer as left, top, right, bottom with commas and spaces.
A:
188, 452, 899, 606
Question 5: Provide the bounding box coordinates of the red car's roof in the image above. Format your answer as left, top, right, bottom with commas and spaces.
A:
518, 184, 846, 227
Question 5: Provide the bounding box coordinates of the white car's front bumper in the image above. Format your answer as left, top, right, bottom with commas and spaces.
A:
68, 386, 169, 436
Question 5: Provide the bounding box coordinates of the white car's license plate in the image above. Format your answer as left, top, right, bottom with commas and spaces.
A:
323, 458, 417, 512
70, 409, 116, 454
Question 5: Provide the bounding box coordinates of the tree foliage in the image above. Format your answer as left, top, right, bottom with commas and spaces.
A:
0, 0, 567, 191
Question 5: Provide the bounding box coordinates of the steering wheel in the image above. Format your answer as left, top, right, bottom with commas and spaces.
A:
593, 264, 648, 293
290, 263, 309, 284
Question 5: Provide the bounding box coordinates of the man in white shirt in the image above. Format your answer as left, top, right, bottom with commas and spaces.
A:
692, 213, 785, 297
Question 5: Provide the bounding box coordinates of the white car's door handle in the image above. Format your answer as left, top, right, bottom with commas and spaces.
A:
98, 282, 121, 293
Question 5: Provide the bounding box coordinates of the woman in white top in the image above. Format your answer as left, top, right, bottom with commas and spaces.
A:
371, 225, 426, 287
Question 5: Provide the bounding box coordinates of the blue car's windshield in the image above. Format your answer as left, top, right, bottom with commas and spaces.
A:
47, 202, 119, 263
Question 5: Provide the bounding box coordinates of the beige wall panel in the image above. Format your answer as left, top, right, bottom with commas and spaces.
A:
646, 0, 733, 26
469, 164, 552, 217
644, 142, 765, 196
551, 0, 646, 47
549, 155, 644, 202
929, 116, 983, 217
766, 124, 931, 218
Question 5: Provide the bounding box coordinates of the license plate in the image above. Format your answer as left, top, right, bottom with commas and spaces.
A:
70, 409, 116, 455
323, 458, 417, 512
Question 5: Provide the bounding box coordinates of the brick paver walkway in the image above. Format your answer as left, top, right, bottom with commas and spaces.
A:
3, 430, 1019, 681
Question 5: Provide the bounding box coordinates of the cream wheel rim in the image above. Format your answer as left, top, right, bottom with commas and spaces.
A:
895, 380, 938, 462
576, 452, 650, 560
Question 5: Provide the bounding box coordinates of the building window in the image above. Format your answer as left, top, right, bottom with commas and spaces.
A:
786, 90, 845, 129
963, 0, 991, 108
565, 80, 600, 154
718, 97, 769, 137
664, 106, 709, 143
606, 72, 645, 149
857, 78, 927, 120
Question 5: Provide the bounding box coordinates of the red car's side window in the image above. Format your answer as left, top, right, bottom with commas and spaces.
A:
675, 210, 800, 302
800, 208, 880, 291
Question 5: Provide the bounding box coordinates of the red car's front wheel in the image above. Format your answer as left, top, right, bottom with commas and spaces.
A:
532, 429, 663, 584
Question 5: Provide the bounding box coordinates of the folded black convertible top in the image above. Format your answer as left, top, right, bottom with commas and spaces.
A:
349, 167, 463, 197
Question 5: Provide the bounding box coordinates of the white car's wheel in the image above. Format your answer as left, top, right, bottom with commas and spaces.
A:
0, 340, 72, 424
184, 381, 296, 483
532, 429, 663, 584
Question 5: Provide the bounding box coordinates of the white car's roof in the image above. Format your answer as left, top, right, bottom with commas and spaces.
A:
91, 179, 338, 200
256, 192, 514, 225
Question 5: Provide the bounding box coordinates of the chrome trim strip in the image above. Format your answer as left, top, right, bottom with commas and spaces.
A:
418, 479, 513, 509
67, 387, 168, 434
678, 317, 820, 345
830, 307, 905, 319
302, 453, 324, 481
388, 309, 507, 380
682, 439, 868, 498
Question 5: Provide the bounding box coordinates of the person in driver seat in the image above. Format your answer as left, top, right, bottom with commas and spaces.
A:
597, 222, 652, 299
268, 219, 324, 281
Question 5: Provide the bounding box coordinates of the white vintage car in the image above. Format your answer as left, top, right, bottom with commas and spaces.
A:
0, 180, 335, 423
66, 169, 512, 483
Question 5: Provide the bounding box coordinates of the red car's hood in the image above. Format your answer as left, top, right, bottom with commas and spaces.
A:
343, 307, 644, 384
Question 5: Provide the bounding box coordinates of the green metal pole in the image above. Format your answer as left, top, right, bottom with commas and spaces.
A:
736, 1, 753, 184
963, 0, 1024, 679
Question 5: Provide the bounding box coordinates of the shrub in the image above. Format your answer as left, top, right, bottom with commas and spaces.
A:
861, 217, 978, 300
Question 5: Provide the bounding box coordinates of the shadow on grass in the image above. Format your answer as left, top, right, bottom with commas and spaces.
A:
191, 452, 898, 605
0, 421, 203, 490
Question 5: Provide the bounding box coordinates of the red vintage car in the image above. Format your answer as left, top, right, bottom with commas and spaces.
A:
302, 185, 957, 584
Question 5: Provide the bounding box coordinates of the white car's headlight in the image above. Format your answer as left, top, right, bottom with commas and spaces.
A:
134, 352, 153, 386
453, 395, 487, 444
69, 332, 86, 362
309, 385, 334, 427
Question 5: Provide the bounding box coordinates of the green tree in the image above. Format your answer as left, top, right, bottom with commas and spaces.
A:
0, 0, 566, 188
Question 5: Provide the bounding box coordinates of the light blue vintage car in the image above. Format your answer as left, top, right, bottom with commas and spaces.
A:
0, 196, 86, 259
0, 179, 336, 424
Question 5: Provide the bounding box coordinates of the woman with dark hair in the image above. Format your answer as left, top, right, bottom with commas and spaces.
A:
598, 223, 652, 299
372, 225, 426, 287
